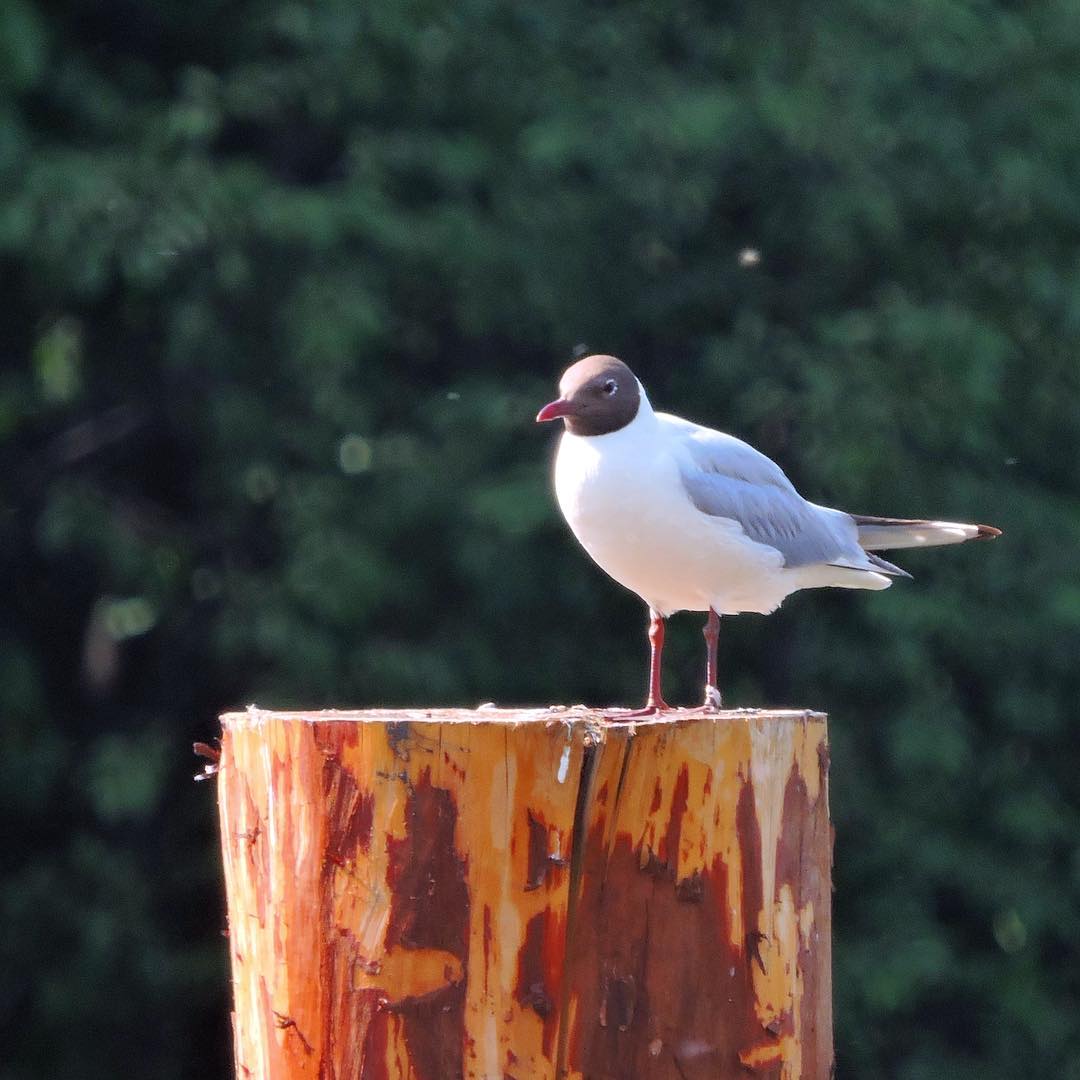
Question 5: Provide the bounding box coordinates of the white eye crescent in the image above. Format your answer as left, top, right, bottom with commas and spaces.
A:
603, 379, 618, 396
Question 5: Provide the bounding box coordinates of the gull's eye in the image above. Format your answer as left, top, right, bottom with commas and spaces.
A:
602, 379, 618, 396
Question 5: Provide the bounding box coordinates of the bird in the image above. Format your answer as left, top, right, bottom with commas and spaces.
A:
536, 354, 1000, 713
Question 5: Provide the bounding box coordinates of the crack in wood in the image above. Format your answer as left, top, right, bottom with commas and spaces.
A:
554, 731, 603, 1079
602, 730, 637, 894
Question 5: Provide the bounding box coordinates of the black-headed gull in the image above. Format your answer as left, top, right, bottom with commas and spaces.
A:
537, 354, 1000, 713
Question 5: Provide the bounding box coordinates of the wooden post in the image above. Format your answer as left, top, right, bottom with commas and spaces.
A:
217, 707, 832, 1079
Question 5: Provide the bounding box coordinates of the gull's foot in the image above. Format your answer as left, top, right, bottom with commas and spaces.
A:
607, 699, 672, 719
703, 685, 723, 712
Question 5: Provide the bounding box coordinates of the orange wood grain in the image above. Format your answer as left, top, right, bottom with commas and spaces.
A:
217, 707, 831, 1079
563, 713, 832, 1079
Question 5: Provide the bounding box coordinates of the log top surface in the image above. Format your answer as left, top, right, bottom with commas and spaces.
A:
221, 704, 826, 728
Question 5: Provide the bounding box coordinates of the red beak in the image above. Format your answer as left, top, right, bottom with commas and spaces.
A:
536, 398, 575, 423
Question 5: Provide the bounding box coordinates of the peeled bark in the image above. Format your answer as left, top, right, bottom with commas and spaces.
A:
217, 707, 832, 1079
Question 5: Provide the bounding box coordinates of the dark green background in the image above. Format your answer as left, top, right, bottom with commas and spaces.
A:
2, 1, 1078, 1076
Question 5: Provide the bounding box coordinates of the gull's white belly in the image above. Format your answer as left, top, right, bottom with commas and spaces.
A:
554, 433, 790, 616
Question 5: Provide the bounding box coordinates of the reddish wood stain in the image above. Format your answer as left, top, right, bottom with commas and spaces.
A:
323, 760, 375, 861
514, 908, 563, 1060
385, 982, 467, 1080
675, 869, 705, 903
359, 994, 390, 1080
776, 759, 830, 1080
383, 767, 469, 1078
525, 810, 550, 891
568, 827, 763, 1078
736, 777, 765, 953
385, 768, 469, 959
775, 767, 809, 895
658, 764, 689, 868
312, 719, 360, 758
482, 904, 493, 994
515, 912, 555, 1018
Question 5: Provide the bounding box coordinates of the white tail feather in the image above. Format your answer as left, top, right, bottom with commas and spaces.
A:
854, 517, 1000, 551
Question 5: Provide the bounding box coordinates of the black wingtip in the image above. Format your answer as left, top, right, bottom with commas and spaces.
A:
867, 552, 913, 578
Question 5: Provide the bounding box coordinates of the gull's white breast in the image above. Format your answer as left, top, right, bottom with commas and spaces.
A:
553, 409, 792, 616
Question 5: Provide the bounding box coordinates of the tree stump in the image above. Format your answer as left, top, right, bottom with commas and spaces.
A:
217, 707, 832, 1079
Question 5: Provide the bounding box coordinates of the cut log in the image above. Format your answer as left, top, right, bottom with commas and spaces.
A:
217, 707, 832, 1079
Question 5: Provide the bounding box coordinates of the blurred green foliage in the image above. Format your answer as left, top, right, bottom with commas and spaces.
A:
2, 0, 1078, 1076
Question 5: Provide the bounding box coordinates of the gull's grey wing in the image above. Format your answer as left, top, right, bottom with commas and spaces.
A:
657, 413, 868, 569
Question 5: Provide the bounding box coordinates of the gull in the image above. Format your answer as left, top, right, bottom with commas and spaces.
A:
537, 355, 1000, 712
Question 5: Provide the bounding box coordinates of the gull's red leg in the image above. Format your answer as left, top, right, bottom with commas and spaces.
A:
703, 608, 722, 709
611, 608, 670, 717
645, 609, 669, 709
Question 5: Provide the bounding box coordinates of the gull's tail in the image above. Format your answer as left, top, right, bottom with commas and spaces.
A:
852, 514, 1002, 551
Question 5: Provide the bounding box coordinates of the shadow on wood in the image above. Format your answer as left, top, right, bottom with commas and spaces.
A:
217, 707, 832, 1079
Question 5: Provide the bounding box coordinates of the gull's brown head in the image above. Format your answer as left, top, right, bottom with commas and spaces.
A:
535, 355, 641, 436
